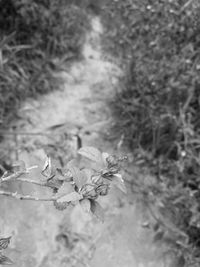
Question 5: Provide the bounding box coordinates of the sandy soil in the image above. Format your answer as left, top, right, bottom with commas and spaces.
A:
0, 16, 169, 267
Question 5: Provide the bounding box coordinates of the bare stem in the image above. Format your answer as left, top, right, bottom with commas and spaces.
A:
0, 130, 51, 137
1, 171, 27, 182
0, 190, 55, 201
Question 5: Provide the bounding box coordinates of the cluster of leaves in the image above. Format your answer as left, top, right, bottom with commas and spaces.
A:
0, 236, 12, 265
0, 147, 127, 223
0, 0, 89, 126
52, 147, 127, 221
102, 0, 200, 266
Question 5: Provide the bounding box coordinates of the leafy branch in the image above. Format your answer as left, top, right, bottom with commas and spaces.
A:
0, 146, 127, 265
0, 191, 55, 202
0, 146, 127, 222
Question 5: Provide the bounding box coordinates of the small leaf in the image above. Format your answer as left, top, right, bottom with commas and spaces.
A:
102, 152, 110, 166
57, 192, 83, 203
112, 174, 127, 193
41, 156, 53, 178
46, 176, 63, 190
80, 199, 91, 213
90, 200, 104, 222
78, 147, 103, 163
67, 165, 87, 189
0, 237, 11, 250
0, 254, 13, 265
56, 168, 72, 182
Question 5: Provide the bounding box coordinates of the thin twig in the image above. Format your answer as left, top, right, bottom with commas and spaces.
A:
0, 130, 52, 137
0, 190, 55, 201
0, 166, 38, 183
1, 171, 27, 182
16, 178, 48, 187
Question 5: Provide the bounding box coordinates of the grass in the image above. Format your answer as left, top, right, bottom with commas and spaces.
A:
0, 0, 90, 127
102, 0, 200, 265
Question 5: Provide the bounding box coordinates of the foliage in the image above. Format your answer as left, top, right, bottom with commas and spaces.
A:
0, 0, 89, 126
102, 0, 200, 266
0, 146, 127, 264
0, 147, 127, 223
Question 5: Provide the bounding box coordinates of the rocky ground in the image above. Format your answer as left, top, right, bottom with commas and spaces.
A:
0, 16, 169, 267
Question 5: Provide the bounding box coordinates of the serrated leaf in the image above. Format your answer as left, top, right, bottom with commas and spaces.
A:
112, 174, 127, 193
90, 200, 104, 222
78, 147, 103, 163
0, 237, 11, 250
80, 199, 91, 213
0, 254, 13, 265
41, 156, 53, 178
57, 192, 83, 203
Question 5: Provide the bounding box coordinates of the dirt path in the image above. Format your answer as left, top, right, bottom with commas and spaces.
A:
0, 16, 168, 267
